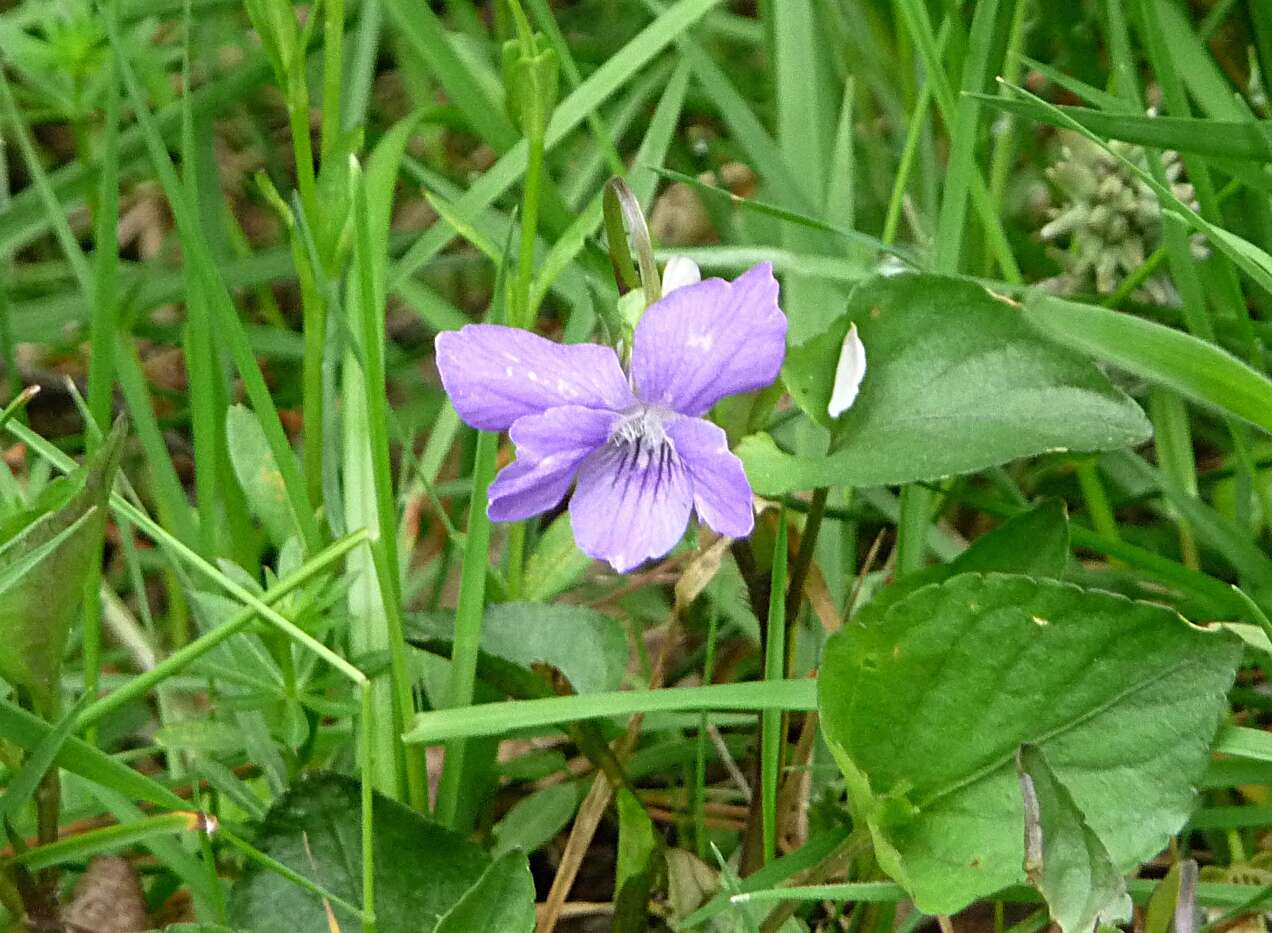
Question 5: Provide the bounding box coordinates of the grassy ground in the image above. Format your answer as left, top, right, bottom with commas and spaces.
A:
2, 0, 1272, 930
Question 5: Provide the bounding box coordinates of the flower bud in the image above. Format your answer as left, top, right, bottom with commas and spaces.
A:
501, 31, 559, 141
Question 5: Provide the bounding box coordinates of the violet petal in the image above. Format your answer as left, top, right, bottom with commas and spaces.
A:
487, 406, 619, 522
435, 324, 634, 432
668, 417, 754, 538
569, 435, 693, 573
630, 262, 787, 417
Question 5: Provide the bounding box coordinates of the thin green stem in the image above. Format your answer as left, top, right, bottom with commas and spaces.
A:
895, 485, 933, 576
882, 74, 934, 247
0, 130, 19, 412
694, 582, 721, 859
360, 683, 378, 933
352, 177, 422, 806
783, 487, 828, 648
435, 428, 499, 827
180, 0, 223, 561
15, 811, 210, 874
321, 0, 345, 163
512, 129, 547, 329
298, 236, 328, 511
1075, 459, 1122, 546
761, 506, 788, 867
83, 56, 123, 746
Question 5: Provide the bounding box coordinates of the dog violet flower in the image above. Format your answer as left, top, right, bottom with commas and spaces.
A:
435, 262, 786, 572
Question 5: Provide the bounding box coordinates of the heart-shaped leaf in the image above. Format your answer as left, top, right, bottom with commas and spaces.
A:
408, 602, 627, 696
739, 273, 1152, 494
435, 850, 536, 933
228, 772, 489, 932
818, 573, 1240, 914
864, 499, 1071, 621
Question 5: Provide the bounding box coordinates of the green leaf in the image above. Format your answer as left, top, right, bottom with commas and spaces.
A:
949, 499, 1070, 578
1025, 291, 1272, 435
409, 602, 627, 695
388, 0, 722, 289
436, 850, 536, 933
155, 720, 252, 755
818, 573, 1241, 914
741, 274, 1151, 494
225, 404, 293, 547
0, 418, 124, 713
1017, 744, 1132, 933
614, 786, 662, 933
228, 772, 490, 931
1145, 860, 1193, 933
862, 499, 1071, 620
975, 96, 1272, 162
405, 679, 816, 745
521, 513, 593, 601
0, 695, 188, 811
492, 782, 582, 859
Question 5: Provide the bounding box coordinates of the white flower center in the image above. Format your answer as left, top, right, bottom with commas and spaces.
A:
609, 406, 674, 473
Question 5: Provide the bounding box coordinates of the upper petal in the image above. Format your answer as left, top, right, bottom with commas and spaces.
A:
668, 417, 754, 539
487, 406, 618, 522
827, 323, 867, 418
661, 256, 702, 294
569, 435, 693, 573
435, 325, 634, 431
630, 262, 787, 417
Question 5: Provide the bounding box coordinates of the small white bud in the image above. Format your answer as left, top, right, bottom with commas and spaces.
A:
827, 323, 867, 419
661, 256, 702, 294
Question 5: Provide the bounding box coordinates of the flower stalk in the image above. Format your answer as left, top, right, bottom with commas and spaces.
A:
503, 0, 558, 330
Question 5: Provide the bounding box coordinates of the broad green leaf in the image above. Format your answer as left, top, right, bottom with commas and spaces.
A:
861, 499, 1071, 620
522, 513, 593, 601
1025, 291, 1272, 435
492, 782, 582, 859
409, 602, 627, 695
225, 404, 293, 547
228, 772, 489, 932
949, 499, 1070, 578
1017, 744, 1132, 933
740, 274, 1151, 494
0, 418, 124, 713
435, 850, 536, 933
819, 573, 1240, 914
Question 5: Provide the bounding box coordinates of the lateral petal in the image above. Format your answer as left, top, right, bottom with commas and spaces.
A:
436, 325, 634, 432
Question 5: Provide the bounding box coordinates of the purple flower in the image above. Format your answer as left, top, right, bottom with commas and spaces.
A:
435, 262, 786, 573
